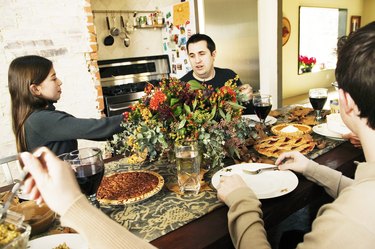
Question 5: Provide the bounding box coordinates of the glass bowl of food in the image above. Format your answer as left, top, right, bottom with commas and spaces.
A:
0, 209, 31, 249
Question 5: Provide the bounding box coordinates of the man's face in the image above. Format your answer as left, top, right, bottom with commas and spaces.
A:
187, 40, 216, 79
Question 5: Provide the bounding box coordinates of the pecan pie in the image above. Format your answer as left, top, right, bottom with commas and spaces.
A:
97, 170, 164, 205
254, 135, 315, 158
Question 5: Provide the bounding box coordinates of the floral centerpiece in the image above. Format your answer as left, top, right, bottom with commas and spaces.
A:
299, 55, 316, 73
109, 76, 254, 169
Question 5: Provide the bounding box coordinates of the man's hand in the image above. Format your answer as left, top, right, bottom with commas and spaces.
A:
342, 132, 362, 148
217, 174, 248, 203
238, 84, 253, 102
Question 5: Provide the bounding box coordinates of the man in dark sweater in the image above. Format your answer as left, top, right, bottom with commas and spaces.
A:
180, 33, 254, 114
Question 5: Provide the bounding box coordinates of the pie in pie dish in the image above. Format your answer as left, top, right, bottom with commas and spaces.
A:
271, 123, 312, 137
97, 170, 164, 205
254, 135, 315, 158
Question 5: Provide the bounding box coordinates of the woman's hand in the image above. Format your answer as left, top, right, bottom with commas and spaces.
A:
217, 174, 248, 203
21, 147, 82, 215
275, 151, 310, 174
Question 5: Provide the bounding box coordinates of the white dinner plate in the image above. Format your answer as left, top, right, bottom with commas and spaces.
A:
28, 234, 88, 249
242, 114, 277, 126
312, 123, 346, 141
211, 163, 298, 199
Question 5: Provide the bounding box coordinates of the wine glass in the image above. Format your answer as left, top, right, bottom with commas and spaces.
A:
252, 94, 272, 126
309, 88, 328, 121
62, 147, 105, 208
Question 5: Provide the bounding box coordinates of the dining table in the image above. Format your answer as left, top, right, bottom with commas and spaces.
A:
100, 111, 364, 249
32, 107, 365, 249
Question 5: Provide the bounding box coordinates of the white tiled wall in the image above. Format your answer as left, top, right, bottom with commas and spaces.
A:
0, 0, 102, 157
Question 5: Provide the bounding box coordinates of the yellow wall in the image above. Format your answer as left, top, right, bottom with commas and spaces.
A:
362, 0, 375, 25
282, 0, 363, 100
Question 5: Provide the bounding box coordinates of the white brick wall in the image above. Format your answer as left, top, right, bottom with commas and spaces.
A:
0, 0, 104, 157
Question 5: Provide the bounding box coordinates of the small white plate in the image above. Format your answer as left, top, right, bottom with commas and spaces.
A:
28, 234, 88, 249
242, 114, 277, 126
313, 123, 346, 141
211, 163, 298, 199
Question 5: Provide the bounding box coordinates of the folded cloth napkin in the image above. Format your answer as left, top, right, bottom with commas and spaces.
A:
326, 113, 351, 135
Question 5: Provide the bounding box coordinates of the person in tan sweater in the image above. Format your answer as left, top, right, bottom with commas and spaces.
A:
21, 147, 156, 249
217, 21, 375, 249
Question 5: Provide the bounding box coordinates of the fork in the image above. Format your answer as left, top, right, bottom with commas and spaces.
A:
242, 166, 279, 175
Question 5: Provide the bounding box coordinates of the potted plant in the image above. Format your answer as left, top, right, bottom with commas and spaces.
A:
299, 55, 316, 73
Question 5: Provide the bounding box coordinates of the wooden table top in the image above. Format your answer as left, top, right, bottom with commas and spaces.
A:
150, 142, 364, 249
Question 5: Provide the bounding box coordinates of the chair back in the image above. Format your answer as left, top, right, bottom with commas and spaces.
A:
0, 155, 21, 193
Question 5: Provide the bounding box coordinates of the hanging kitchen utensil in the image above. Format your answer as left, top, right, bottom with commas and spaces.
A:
120, 16, 130, 47
126, 13, 134, 33
110, 15, 120, 37
104, 15, 114, 46
124, 32, 130, 47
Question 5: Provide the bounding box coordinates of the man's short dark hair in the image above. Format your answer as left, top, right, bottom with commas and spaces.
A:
335, 21, 375, 129
186, 33, 216, 54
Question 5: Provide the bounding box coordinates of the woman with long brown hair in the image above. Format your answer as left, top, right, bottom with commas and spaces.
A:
8, 55, 123, 155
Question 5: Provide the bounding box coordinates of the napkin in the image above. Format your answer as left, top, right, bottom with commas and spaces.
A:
326, 113, 351, 135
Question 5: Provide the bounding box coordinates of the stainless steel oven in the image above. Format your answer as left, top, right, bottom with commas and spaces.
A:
98, 55, 170, 116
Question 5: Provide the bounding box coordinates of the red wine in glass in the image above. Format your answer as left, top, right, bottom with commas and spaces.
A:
75, 163, 104, 196
254, 104, 272, 122
309, 88, 328, 121
253, 94, 272, 125
309, 96, 327, 111
63, 147, 104, 208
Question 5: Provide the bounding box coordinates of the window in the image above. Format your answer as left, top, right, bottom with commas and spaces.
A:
298, 6, 347, 74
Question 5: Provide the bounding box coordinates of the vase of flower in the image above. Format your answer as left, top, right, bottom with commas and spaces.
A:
110, 77, 254, 169
299, 55, 316, 73
301, 67, 312, 73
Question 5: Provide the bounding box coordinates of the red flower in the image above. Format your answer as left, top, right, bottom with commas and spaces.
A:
149, 90, 167, 111
299, 55, 316, 66
145, 83, 154, 95
122, 111, 130, 120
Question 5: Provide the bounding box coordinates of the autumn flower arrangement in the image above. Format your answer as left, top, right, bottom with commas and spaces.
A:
110, 77, 254, 169
299, 55, 316, 73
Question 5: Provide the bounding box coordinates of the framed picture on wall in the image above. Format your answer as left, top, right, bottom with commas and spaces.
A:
350, 16, 361, 33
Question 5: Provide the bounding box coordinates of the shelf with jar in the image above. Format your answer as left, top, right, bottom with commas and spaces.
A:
93, 9, 165, 30
133, 24, 165, 29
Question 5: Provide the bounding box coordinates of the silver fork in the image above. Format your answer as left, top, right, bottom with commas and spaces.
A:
242, 166, 279, 175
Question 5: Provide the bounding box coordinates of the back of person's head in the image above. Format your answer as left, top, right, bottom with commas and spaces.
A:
8, 55, 53, 152
335, 21, 375, 129
186, 33, 216, 54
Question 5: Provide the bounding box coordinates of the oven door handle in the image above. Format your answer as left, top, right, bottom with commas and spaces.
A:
108, 105, 133, 112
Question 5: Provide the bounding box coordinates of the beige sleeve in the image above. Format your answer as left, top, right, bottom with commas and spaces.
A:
225, 187, 271, 249
303, 160, 353, 198
60, 195, 157, 249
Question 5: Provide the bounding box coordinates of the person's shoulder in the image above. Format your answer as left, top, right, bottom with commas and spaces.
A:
215, 67, 238, 77
214, 67, 241, 84
180, 70, 194, 82
28, 109, 72, 122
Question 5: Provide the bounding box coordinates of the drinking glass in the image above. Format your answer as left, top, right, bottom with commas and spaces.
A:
252, 94, 272, 126
174, 140, 201, 195
62, 147, 105, 208
309, 88, 328, 121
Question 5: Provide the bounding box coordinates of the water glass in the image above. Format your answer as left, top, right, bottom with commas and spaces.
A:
309, 88, 328, 121
175, 141, 201, 195
61, 147, 105, 208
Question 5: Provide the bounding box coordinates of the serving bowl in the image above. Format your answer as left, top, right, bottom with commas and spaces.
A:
0, 209, 31, 249
10, 200, 55, 236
